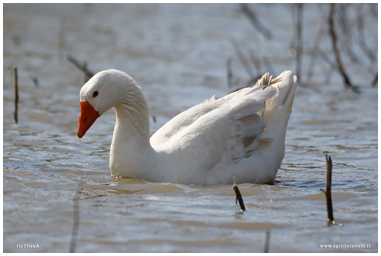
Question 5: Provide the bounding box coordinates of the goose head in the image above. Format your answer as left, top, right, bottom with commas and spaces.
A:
77, 69, 149, 138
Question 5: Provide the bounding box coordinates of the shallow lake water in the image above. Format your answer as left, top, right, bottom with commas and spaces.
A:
3, 3, 378, 252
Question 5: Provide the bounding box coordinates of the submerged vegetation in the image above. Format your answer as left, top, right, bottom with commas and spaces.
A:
230, 3, 377, 91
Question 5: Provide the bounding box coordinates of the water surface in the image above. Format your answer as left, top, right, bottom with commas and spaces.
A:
3, 3, 378, 252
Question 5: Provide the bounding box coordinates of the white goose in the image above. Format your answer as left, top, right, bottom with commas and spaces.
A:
77, 69, 297, 185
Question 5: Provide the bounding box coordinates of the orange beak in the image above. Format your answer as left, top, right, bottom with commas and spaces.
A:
77, 101, 100, 138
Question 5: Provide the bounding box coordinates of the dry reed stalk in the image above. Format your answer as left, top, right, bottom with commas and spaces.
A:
240, 3, 271, 40
67, 55, 94, 83
233, 184, 246, 212
328, 4, 359, 93
295, 4, 303, 82
227, 58, 234, 87
13, 68, 18, 124
264, 230, 271, 253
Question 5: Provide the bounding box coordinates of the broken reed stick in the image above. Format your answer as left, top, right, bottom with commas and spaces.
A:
230, 38, 255, 79
67, 55, 94, 83
29, 76, 39, 87
320, 154, 334, 224
233, 184, 246, 211
226, 58, 234, 87
264, 230, 271, 253
240, 3, 271, 40
69, 182, 83, 253
13, 68, 19, 124
371, 74, 378, 87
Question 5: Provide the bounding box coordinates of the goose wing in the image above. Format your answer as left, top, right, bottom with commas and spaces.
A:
150, 84, 277, 173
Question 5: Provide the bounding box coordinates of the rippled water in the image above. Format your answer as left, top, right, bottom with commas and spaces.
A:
3, 3, 378, 252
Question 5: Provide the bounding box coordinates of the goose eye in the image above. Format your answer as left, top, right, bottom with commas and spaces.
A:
93, 91, 99, 98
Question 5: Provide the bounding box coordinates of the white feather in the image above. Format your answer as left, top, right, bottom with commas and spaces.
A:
79, 69, 297, 185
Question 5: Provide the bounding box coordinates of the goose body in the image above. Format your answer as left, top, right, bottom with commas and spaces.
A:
77, 69, 297, 185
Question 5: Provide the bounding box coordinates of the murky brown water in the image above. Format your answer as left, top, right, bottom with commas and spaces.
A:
3, 3, 377, 252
